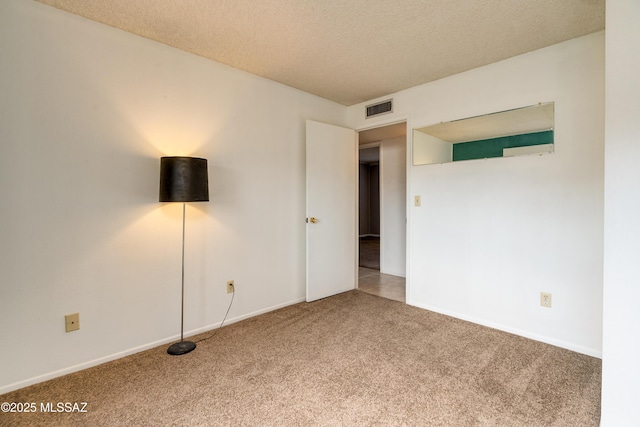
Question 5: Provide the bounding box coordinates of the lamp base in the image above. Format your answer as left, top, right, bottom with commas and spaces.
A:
167, 340, 196, 356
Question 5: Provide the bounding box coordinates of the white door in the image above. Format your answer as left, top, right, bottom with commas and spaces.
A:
306, 120, 357, 302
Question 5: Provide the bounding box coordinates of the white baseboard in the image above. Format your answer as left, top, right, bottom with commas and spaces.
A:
406, 299, 602, 359
0, 296, 306, 395
184, 297, 306, 337
380, 268, 406, 278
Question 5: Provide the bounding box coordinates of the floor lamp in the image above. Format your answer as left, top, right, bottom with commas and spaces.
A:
159, 156, 209, 356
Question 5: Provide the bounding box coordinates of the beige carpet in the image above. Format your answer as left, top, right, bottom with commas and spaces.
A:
1, 291, 601, 426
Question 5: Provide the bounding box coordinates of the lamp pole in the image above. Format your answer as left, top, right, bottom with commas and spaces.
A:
180, 201, 186, 342
167, 201, 197, 355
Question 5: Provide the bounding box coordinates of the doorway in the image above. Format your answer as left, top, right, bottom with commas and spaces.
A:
357, 123, 407, 302
358, 146, 380, 270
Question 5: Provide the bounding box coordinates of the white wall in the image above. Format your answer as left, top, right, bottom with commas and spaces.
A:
413, 131, 452, 165
0, 0, 346, 393
380, 136, 406, 277
601, 0, 640, 424
348, 32, 605, 356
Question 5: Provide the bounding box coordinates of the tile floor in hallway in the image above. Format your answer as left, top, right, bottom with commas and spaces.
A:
358, 267, 405, 302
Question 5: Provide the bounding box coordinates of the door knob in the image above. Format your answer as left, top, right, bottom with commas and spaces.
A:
309, 217, 319, 223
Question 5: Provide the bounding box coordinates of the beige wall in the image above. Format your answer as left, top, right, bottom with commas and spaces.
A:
601, 0, 640, 424
349, 32, 605, 357
0, 0, 346, 393
380, 136, 406, 277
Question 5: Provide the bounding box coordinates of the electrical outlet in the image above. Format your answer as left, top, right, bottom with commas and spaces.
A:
540, 292, 552, 308
227, 280, 235, 294
65, 313, 80, 332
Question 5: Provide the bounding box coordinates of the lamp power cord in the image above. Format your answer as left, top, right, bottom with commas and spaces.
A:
194, 287, 235, 344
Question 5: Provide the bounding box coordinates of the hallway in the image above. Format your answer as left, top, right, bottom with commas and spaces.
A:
358, 267, 405, 303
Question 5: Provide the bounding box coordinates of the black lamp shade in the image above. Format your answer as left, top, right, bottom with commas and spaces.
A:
159, 157, 209, 202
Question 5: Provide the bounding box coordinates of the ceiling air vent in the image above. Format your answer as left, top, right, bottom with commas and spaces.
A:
366, 99, 393, 119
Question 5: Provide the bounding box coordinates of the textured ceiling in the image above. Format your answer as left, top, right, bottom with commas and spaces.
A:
36, 0, 604, 106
